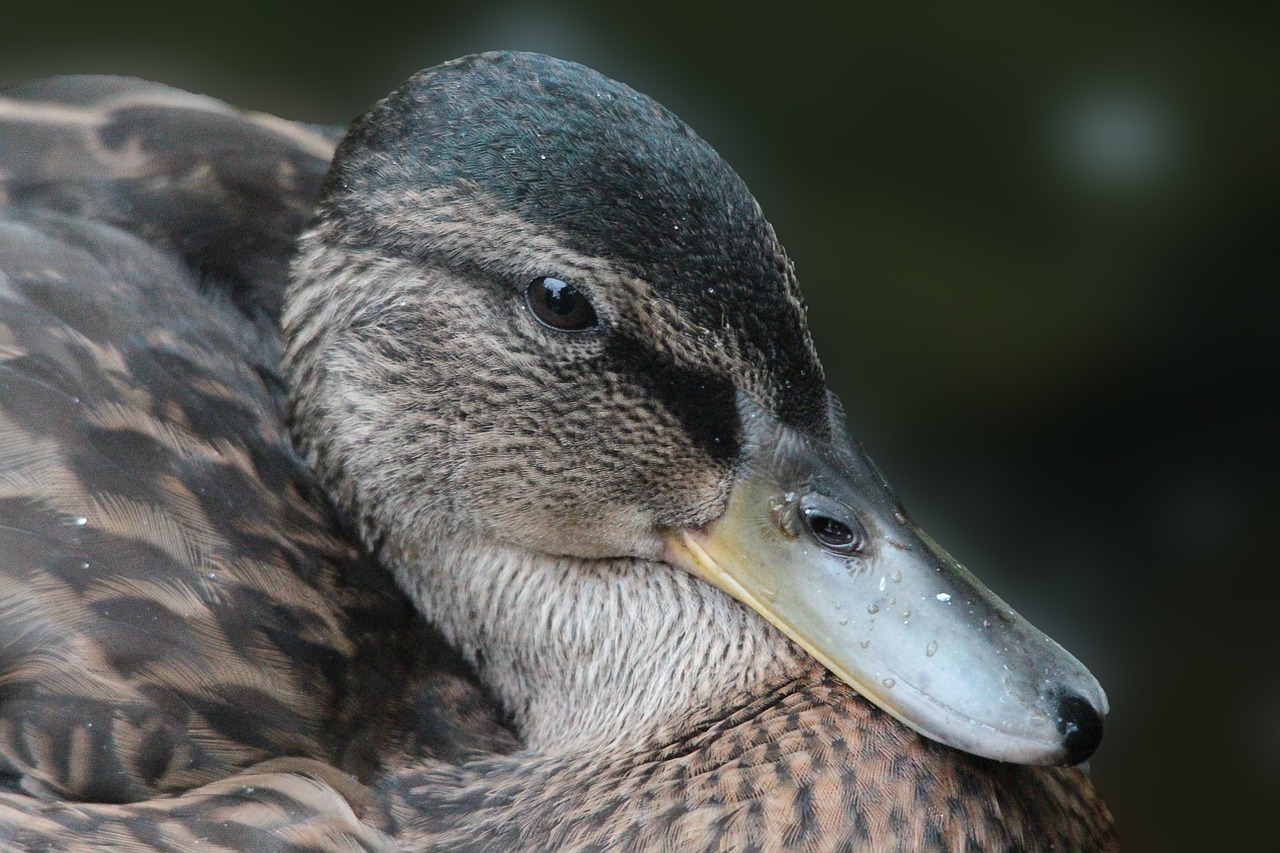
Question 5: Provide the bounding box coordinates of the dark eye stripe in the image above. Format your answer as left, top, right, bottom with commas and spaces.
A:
525, 277, 598, 331
602, 332, 740, 465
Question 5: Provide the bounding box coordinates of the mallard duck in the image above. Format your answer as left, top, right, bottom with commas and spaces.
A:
0, 53, 1117, 851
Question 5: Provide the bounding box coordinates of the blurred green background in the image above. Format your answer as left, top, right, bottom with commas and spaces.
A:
3, 2, 1274, 849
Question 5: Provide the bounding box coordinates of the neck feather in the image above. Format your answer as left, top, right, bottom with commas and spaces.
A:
389, 532, 808, 753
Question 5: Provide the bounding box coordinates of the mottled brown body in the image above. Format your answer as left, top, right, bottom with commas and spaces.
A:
0, 759, 396, 852
0, 78, 513, 845
383, 672, 1115, 852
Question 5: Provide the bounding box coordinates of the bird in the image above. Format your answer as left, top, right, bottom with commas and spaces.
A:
0, 52, 1118, 851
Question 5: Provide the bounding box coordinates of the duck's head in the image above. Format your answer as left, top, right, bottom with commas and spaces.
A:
283, 52, 1106, 766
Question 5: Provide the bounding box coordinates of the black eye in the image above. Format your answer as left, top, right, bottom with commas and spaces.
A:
525, 277, 598, 331
799, 494, 866, 556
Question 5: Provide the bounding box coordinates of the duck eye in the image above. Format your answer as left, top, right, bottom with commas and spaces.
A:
799, 494, 866, 556
525, 277, 598, 331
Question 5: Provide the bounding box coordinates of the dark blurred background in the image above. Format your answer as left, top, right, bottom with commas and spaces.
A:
3, 2, 1274, 849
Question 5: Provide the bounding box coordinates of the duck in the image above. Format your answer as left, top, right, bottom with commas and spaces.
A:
0, 52, 1118, 851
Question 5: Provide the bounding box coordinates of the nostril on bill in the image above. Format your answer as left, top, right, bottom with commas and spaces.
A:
1055, 692, 1105, 765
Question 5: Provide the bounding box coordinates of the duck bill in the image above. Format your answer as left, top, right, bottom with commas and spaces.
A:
663, 396, 1108, 766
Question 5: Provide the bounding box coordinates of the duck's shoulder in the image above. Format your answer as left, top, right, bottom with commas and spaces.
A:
0, 75, 338, 323
0, 206, 365, 799
381, 674, 1117, 853
0, 81, 515, 805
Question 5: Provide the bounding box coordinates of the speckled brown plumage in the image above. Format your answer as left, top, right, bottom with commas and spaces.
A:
0, 759, 395, 852
0, 78, 513, 829
376, 671, 1115, 852
1, 56, 1117, 852
0, 75, 338, 323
